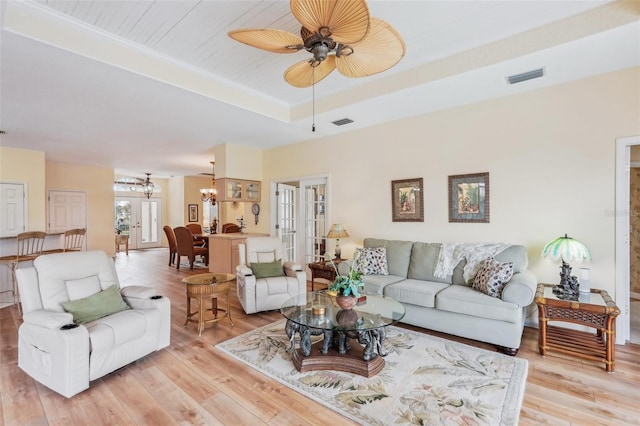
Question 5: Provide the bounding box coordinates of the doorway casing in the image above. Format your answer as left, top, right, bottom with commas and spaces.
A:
615, 135, 640, 345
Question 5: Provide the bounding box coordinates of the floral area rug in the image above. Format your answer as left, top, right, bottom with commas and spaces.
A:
216, 320, 528, 425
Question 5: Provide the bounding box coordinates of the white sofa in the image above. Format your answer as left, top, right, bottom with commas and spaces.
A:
340, 238, 537, 354
236, 236, 306, 314
16, 250, 171, 398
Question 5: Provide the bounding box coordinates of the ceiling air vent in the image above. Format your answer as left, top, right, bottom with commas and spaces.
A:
332, 118, 354, 126
506, 68, 544, 85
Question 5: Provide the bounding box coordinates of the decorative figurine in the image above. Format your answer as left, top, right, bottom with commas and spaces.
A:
552, 261, 580, 300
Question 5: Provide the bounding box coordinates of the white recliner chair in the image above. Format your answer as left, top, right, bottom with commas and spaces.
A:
15, 250, 171, 398
236, 236, 306, 314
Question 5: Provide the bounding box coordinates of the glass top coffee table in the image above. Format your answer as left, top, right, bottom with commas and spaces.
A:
281, 291, 405, 377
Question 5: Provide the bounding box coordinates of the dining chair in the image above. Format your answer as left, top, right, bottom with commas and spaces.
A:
186, 223, 202, 235
63, 228, 86, 252
0, 231, 46, 315
174, 226, 208, 270
163, 225, 178, 266
186, 223, 206, 248
221, 223, 241, 233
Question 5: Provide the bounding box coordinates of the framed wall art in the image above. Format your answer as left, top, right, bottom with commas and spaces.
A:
391, 178, 424, 222
448, 172, 490, 223
188, 204, 199, 222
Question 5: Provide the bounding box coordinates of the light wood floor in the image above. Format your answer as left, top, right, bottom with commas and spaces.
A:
1, 248, 639, 425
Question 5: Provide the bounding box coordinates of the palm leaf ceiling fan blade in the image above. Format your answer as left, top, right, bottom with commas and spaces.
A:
284, 56, 337, 88
291, 0, 370, 44
228, 29, 303, 53
336, 18, 406, 78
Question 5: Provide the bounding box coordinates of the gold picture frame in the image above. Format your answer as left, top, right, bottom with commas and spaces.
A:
448, 172, 490, 223
391, 178, 424, 222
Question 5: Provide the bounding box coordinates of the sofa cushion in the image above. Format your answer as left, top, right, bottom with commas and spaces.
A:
62, 285, 130, 324
407, 242, 448, 283
364, 238, 413, 277
383, 279, 449, 309
436, 285, 520, 323
472, 257, 514, 298
362, 274, 405, 295
355, 247, 389, 275
494, 245, 528, 273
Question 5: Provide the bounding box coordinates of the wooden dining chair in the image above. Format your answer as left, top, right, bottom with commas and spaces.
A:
174, 226, 208, 270
163, 225, 178, 266
186, 223, 202, 235
221, 223, 241, 233
186, 223, 206, 248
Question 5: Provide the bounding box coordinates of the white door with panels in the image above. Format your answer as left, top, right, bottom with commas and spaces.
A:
48, 190, 87, 232
0, 182, 26, 237
115, 197, 161, 250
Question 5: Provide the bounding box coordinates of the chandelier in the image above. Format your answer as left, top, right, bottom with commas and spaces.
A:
200, 161, 217, 204
142, 173, 154, 199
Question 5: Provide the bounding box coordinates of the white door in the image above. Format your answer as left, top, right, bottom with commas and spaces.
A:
277, 183, 297, 262
48, 190, 87, 233
0, 182, 26, 236
115, 197, 161, 249
273, 178, 328, 266
301, 179, 327, 266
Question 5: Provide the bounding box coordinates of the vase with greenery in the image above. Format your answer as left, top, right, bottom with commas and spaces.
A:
327, 251, 364, 309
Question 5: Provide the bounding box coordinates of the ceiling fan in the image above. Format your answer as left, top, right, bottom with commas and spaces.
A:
228, 0, 406, 88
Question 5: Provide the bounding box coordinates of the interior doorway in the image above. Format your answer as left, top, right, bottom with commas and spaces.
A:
271, 176, 329, 267
115, 197, 162, 250
629, 160, 640, 344
0, 182, 26, 236
615, 135, 640, 345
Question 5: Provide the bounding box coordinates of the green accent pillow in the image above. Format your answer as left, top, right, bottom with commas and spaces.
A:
251, 259, 285, 279
62, 285, 130, 324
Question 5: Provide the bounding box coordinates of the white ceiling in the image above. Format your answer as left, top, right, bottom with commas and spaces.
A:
0, 0, 638, 178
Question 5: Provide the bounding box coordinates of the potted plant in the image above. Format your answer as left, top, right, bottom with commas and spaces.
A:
326, 251, 364, 310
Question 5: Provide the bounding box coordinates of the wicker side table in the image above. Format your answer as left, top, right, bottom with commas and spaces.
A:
182, 273, 235, 336
535, 283, 620, 372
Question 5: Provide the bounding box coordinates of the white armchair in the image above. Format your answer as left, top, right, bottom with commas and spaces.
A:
15, 250, 170, 398
236, 236, 306, 314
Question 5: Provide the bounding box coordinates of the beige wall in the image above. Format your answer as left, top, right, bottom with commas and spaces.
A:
263, 67, 640, 296
0, 146, 46, 230
47, 161, 115, 254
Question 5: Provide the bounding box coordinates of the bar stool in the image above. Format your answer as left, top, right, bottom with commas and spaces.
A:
63, 228, 86, 252
0, 231, 46, 314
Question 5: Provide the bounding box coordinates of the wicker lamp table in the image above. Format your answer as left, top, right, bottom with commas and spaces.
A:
535, 283, 620, 372
182, 273, 235, 336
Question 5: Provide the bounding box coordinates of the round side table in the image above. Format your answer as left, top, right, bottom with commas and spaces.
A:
182, 273, 235, 336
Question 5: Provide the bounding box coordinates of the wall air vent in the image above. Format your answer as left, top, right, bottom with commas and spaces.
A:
332, 118, 354, 126
506, 68, 544, 85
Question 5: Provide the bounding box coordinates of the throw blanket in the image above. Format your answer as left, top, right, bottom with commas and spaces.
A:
434, 242, 512, 283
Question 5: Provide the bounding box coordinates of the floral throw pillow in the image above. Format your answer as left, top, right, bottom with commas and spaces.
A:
355, 247, 389, 276
472, 257, 514, 298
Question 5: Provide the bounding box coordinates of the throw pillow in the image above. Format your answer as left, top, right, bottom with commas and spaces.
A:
61, 285, 130, 324
472, 257, 514, 298
251, 259, 285, 279
355, 247, 389, 275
